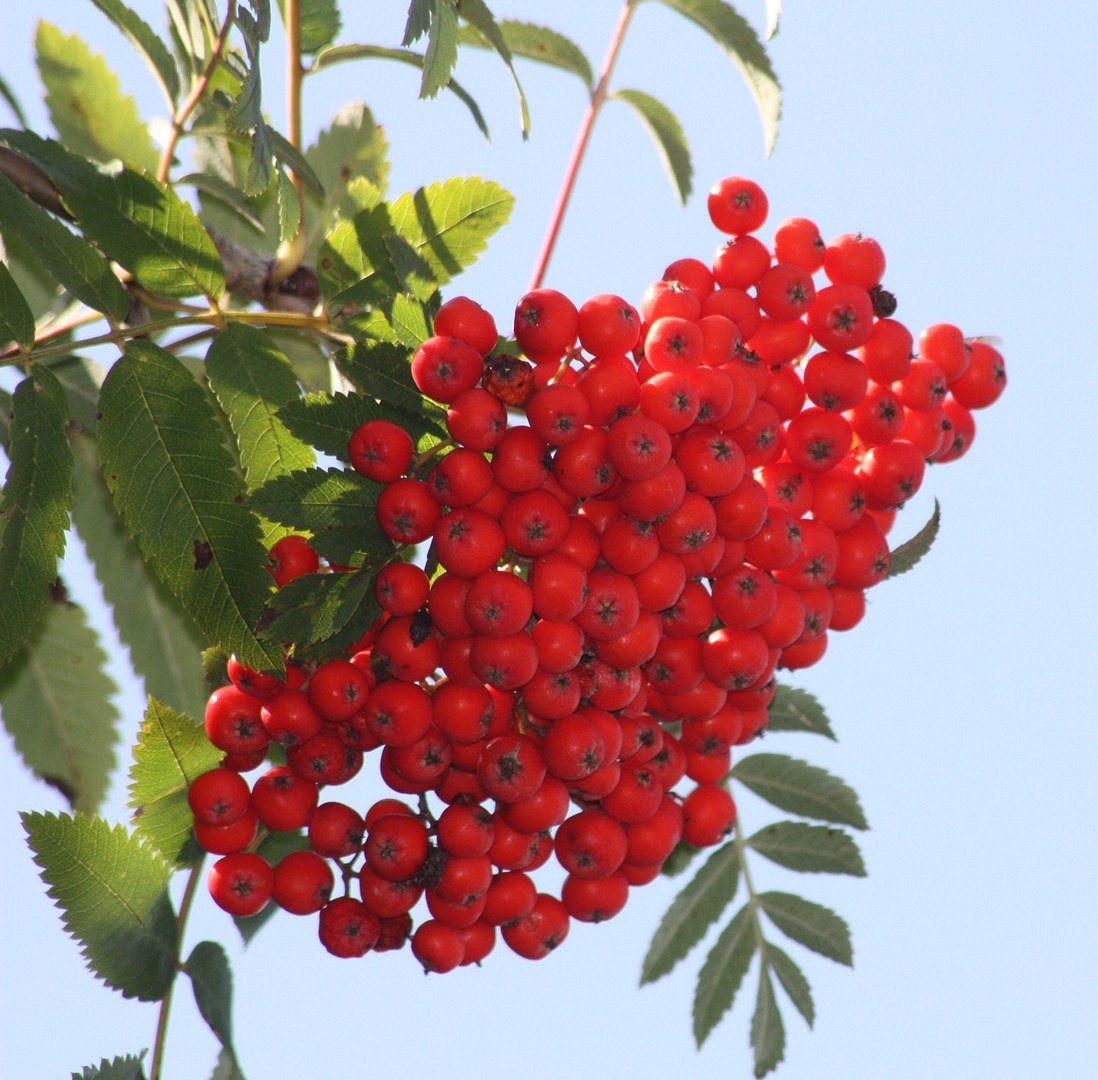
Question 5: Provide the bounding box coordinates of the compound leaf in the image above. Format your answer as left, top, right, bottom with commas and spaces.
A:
611, 89, 692, 203
420, 0, 459, 100
22, 811, 178, 1000
276, 0, 341, 53
455, 0, 530, 137
0, 365, 73, 666
128, 697, 222, 866
0, 593, 119, 812
757, 891, 853, 966
886, 498, 940, 578
259, 566, 378, 650
693, 903, 756, 1047
641, 841, 739, 985
98, 341, 282, 672
731, 753, 868, 830
333, 339, 447, 428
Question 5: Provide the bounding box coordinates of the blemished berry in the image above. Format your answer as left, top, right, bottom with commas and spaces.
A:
186, 173, 1003, 976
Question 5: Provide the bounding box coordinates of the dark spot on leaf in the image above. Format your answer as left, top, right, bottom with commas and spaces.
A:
41, 773, 77, 806
255, 607, 278, 634
193, 540, 214, 570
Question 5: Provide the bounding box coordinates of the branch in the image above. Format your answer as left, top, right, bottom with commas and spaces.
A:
0, 147, 319, 314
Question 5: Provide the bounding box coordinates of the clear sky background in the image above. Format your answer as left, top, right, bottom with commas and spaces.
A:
1, 2, 1096, 1078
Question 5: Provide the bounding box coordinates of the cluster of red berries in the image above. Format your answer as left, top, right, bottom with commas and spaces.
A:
190, 176, 1005, 973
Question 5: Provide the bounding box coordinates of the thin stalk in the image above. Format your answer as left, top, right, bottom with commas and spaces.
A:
149, 861, 205, 1080
527, 0, 639, 292
157, 1, 237, 184
732, 815, 768, 952
270, 0, 308, 286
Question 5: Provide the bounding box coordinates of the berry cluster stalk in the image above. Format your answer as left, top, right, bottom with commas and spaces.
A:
527, 0, 639, 292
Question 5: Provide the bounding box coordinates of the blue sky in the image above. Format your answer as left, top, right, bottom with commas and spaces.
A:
1, 2, 1096, 1078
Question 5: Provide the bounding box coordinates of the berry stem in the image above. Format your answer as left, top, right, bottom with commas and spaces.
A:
149, 859, 205, 1080
731, 814, 768, 953
527, 0, 639, 292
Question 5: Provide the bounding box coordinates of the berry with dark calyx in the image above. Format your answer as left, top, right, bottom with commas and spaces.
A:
208, 852, 274, 917
267, 534, 319, 587
319, 897, 381, 958
349, 419, 414, 483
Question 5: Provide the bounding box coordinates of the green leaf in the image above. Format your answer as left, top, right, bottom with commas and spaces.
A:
52, 356, 105, 433
661, 840, 701, 877
730, 753, 868, 830
72, 167, 225, 300
388, 177, 513, 287
611, 89, 692, 203
458, 20, 593, 90
71, 432, 209, 721
260, 566, 378, 649
310, 45, 489, 138
757, 891, 852, 966
403, 0, 433, 44
97, 341, 283, 672
765, 942, 814, 1028
886, 498, 940, 578
267, 127, 325, 197
0, 258, 35, 348
333, 340, 447, 427
233, 829, 309, 944
178, 172, 266, 233
210, 1047, 245, 1080
641, 841, 739, 984
88, 0, 182, 105
0, 366, 73, 666
276, 0, 341, 53
384, 294, 437, 348
0, 593, 120, 812
421, 0, 459, 100
692, 904, 756, 1047
205, 325, 315, 490
249, 466, 390, 565
21, 811, 178, 1000
456, 0, 530, 137
279, 390, 439, 462
746, 822, 866, 877
0, 73, 29, 127
766, 683, 836, 739
225, 10, 275, 197
275, 170, 300, 244
0, 170, 128, 320
751, 966, 786, 1077
764, 0, 782, 40
304, 103, 390, 251
35, 22, 158, 171
72, 1054, 148, 1080
203, 645, 231, 691
187, 941, 238, 1062
655, 0, 781, 156
128, 697, 223, 866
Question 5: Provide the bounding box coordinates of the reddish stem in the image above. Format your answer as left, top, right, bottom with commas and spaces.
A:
527, 1, 639, 292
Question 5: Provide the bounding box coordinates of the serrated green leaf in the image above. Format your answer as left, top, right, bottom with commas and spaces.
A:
693, 903, 756, 1046
72, 1053, 148, 1080
0, 258, 35, 348
0, 73, 29, 126
458, 20, 593, 90
303, 103, 389, 254
260, 566, 377, 648
249, 466, 390, 565
0, 593, 120, 811
641, 841, 739, 984
747, 821, 865, 877
730, 753, 868, 830
51, 356, 104, 432
35, 22, 158, 171
179, 172, 266, 233
187, 941, 237, 1061
21, 811, 178, 1000
0, 170, 128, 320
310, 44, 489, 138
388, 177, 513, 287
611, 89, 692, 203
661, 839, 701, 877
765, 0, 781, 40
89, 0, 182, 105
317, 202, 413, 304
751, 965, 785, 1077
0, 366, 73, 666
758, 891, 852, 966
128, 697, 222, 865
656, 0, 781, 156
225, 16, 275, 197
98, 341, 283, 672
765, 942, 814, 1028
385, 294, 437, 348
267, 128, 324, 197
456, 0, 530, 137
0, 222, 66, 319
234, 829, 309, 944
72, 432, 209, 721
886, 498, 940, 578
279, 390, 440, 462
205, 325, 315, 490
202, 645, 231, 690
333, 340, 447, 425
421, 0, 459, 100
276, 0, 341, 53
766, 683, 836, 739
403, 0, 433, 44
